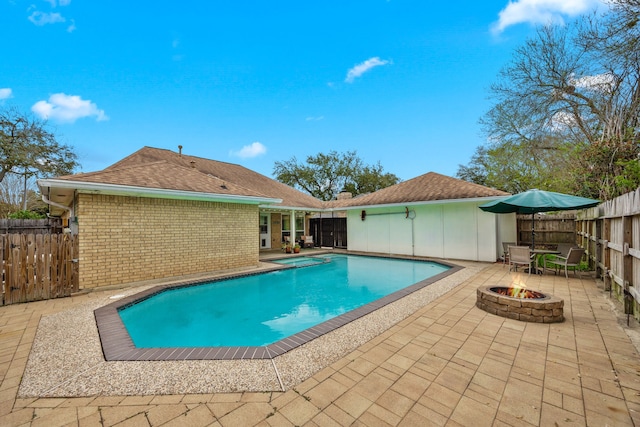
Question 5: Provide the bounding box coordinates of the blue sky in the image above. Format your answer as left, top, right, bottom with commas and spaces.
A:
1, 0, 604, 182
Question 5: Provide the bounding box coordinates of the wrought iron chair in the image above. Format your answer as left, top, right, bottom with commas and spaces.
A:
543, 247, 585, 278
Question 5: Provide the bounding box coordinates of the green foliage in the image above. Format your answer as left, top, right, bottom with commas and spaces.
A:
457, 138, 576, 194
273, 150, 400, 201
342, 163, 400, 196
569, 137, 640, 199
615, 158, 640, 193
8, 210, 46, 219
0, 107, 79, 183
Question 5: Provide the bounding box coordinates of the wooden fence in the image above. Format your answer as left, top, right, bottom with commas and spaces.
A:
1, 233, 79, 306
516, 212, 577, 248
577, 187, 640, 322
0, 218, 63, 234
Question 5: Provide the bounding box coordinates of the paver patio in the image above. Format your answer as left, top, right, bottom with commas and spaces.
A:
1, 261, 639, 426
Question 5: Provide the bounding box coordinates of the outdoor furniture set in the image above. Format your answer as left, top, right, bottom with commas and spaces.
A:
505, 243, 586, 278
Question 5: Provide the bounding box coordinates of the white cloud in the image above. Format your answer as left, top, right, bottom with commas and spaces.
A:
229, 142, 267, 159
0, 88, 13, 100
550, 111, 577, 130
31, 93, 108, 123
305, 116, 324, 121
345, 57, 391, 83
570, 73, 615, 92
28, 11, 65, 26
28, 0, 73, 28
492, 0, 602, 34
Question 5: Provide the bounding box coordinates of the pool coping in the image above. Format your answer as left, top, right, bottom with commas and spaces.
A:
94, 255, 463, 361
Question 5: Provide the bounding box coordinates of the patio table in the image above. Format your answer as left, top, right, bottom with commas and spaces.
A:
531, 249, 560, 274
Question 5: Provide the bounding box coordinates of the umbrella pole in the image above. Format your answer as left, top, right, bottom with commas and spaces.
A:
530, 213, 536, 274
531, 213, 535, 249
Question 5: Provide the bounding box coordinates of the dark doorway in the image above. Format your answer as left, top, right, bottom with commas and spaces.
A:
309, 217, 347, 248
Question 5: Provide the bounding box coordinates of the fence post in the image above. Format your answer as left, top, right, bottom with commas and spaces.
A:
623, 216, 633, 292
604, 219, 611, 291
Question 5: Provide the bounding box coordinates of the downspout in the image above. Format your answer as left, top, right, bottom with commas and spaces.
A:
41, 193, 74, 218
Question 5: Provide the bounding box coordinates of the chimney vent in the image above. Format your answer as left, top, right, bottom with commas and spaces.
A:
178, 145, 183, 156
336, 191, 353, 200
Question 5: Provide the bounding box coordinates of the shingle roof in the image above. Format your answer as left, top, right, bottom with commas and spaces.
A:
326, 172, 510, 208
105, 147, 324, 209
57, 160, 269, 199
50, 147, 508, 211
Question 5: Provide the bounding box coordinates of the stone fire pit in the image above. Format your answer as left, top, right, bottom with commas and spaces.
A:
476, 285, 564, 323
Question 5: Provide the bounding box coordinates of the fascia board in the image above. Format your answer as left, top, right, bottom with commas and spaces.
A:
258, 204, 323, 212
329, 196, 508, 211
38, 179, 282, 205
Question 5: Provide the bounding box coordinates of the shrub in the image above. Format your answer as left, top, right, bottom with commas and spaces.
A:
8, 210, 46, 219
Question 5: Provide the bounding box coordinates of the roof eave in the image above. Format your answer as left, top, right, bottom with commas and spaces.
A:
330, 196, 510, 211
258, 204, 323, 212
38, 179, 282, 205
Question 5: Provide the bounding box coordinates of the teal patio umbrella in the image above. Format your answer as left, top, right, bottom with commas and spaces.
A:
479, 189, 599, 248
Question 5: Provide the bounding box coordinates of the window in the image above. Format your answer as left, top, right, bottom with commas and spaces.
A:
295, 217, 304, 240
282, 214, 305, 241
259, 215, 268, 234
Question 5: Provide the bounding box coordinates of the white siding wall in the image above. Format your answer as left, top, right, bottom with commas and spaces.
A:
497, 213, 518, 257
346, 201, 510, 262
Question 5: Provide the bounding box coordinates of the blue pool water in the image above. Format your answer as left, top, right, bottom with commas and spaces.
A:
118, 254, 450, 347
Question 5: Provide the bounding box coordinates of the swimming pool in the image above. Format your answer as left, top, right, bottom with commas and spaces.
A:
95, 254, 460, 361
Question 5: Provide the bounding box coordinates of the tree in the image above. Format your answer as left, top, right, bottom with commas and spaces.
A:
457, 137, 576, 194
0, 173, 46, 218
459, 3, 640, 200
273, 150, 400, 201
0, 107, 78, 184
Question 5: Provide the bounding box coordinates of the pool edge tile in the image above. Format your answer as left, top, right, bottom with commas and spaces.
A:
95, 255, 463, 362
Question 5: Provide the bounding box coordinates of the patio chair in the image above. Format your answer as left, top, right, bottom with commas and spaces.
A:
502, 242, 516, 266
556, 243, 578, 257
508, 246, 534, 275
543, 247, 585, 278
302, 235, 314, 248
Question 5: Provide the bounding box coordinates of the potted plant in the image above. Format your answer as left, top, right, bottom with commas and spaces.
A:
293, 243, 301, 253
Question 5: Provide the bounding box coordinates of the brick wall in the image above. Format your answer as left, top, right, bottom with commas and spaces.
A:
77, 194, 259, 289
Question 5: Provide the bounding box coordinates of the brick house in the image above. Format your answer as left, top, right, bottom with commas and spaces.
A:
38, 146, 512, 289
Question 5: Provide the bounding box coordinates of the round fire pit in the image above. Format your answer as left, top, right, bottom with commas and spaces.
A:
489, 286, 546, 299
476, 285, 564, 323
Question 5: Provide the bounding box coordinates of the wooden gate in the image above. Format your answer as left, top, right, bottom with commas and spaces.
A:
1, 233, 79, 306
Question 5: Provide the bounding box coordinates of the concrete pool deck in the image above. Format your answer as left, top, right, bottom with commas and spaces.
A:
1, 257, 639, 425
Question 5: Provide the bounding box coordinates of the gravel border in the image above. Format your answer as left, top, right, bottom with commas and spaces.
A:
18, 259, 490, 397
